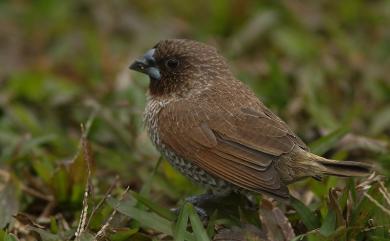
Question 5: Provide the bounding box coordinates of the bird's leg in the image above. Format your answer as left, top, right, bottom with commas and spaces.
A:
172, 191, 259, 221
184, 192, 221, 207
170, 201, 209, 221
171, 191, 229, 220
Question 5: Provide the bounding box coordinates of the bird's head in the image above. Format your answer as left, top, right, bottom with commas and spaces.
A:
129, 39, 232, 96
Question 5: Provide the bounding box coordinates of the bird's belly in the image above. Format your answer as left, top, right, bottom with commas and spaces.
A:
147, 129, 229, 192
160, 146, 231, 193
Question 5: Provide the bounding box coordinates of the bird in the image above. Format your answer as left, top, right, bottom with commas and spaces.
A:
129, 39, 371, 200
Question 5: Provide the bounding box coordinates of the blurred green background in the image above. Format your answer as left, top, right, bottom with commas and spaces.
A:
0, 0, 390, 240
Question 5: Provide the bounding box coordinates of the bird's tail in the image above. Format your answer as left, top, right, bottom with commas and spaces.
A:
306, 152, 372, 177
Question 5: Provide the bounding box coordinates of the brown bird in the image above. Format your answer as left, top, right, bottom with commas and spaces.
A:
129, 39, 371, 199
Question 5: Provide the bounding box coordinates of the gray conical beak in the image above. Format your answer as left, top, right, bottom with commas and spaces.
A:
129, 48, 161, 80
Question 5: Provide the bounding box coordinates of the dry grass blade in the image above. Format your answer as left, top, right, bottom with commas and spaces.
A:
272, 207, 295, 240
364, 193, 390, 216
95, 186, 130, 240
75, 126, 92, 240
356, 172, 381, 191
358, 175, 390, 219
259, 198, 295, 241
20, 184, 53, 202
328, 188, 345, 227
86, 175, 120, 228
337, 133, 388, 154
378, 181, 390, 206
13, 213, 45, 229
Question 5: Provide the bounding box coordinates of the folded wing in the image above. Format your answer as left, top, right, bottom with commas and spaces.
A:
158, 98, 306, 199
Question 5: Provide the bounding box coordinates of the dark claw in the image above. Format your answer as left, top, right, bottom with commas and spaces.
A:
185, 193, 216, 206
193, 206, 208, 220
172, 192, 257, 222
171, 193, 223, 221
170, 205, 209, 221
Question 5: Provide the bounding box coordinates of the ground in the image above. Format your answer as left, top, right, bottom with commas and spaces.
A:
0, 1, 389, 240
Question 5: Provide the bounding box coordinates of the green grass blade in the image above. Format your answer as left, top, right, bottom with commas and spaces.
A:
130, 190, 176, 221
206, 210, 218, 238
107, 197, 173, 235
4, 233, 19, 241
29, 227, 61, 241
319, 210, 336, 236
107, 197, 196, 241
188, 203, 211, 241
174, 202, 190, 241
309, 126, 349, 155
290, 197, 321, 230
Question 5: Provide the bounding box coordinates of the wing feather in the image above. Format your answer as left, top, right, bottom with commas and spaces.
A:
157, 90, 305, 199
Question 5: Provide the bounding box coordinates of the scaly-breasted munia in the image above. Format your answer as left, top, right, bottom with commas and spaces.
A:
130, 39, 371, 199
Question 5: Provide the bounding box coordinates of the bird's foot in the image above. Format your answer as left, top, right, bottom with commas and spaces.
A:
184, 193, 218, 207
172, 192, 257, 221
170, 205, 209, 221
171, 193, 224, 220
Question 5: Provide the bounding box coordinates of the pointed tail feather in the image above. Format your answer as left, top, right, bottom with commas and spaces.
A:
306, 153, 372, 177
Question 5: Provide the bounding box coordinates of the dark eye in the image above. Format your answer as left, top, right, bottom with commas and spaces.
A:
165, 58, 179, 69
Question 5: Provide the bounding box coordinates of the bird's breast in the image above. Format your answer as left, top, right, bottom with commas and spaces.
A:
144, 98, 184, 162
144, 99, 164, 148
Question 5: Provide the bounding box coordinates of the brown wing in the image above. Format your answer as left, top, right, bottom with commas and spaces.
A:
158, 92, 305, 199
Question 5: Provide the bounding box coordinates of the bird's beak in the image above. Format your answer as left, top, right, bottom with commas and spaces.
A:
129, 48, 161, 80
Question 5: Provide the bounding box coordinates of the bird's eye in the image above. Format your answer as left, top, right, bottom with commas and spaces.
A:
165, 58, 179, 69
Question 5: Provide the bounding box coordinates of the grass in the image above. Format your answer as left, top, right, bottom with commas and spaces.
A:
0, 0, 390, 240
